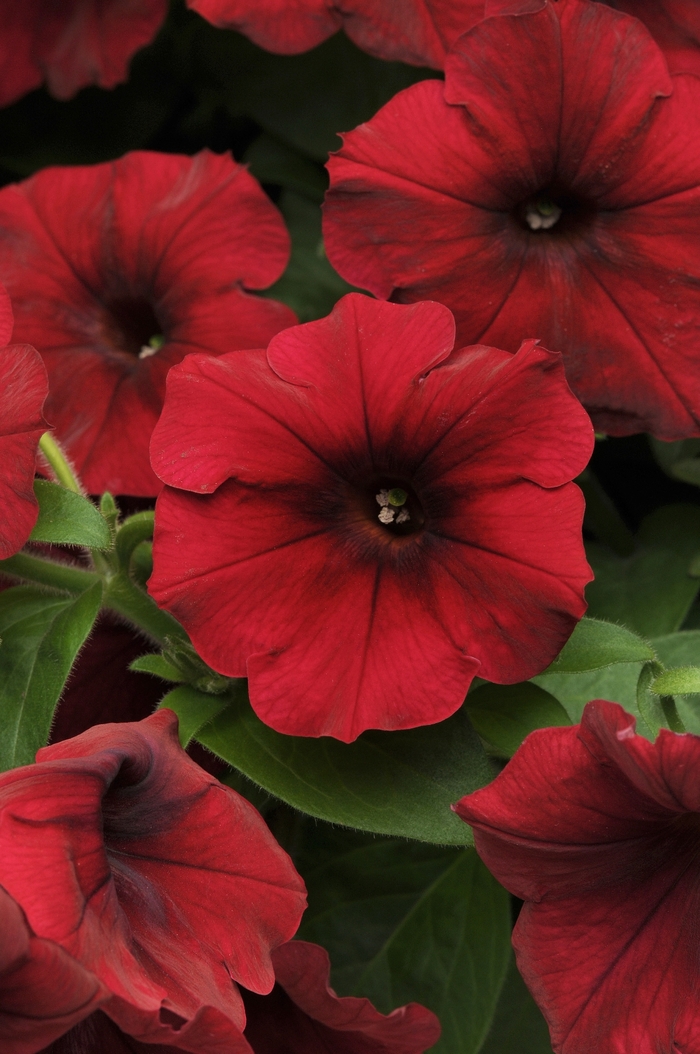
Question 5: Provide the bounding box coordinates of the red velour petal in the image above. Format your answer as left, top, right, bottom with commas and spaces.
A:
0, 0, 168, 106
0, 343, 49, 559
0, 150, 295, 496
455, 700, 700, 1054
0, 885, 107, 1054
150, 294, 591, 739
242, 940, 441, 1053
0, 710, 306, 1039
325, 0, 700, 439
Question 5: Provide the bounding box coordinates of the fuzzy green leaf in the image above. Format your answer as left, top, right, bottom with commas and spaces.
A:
30, 480, 111, 549
544, 617, 654, 673
0, 583, 102, 771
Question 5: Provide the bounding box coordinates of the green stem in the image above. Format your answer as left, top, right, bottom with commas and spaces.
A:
38, 433, 82, 494
103, 570, 188, 646
0, 552, 101, 594
115, 511, 155, 567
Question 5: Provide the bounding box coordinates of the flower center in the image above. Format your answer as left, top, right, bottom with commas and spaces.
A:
101, 297, 165, 359
524, 196, 562, 231
371, 480, 424, 536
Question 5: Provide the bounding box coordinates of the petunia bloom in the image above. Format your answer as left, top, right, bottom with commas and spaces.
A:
0, 0, 168, 107
455, 699, 700, 1054
324, 0, 700, 440
0, 301, 49, 559
242, 940, 441, 1053
0, 709, 307, 1053
149, 293, 593, 742
0, 149, 295, 496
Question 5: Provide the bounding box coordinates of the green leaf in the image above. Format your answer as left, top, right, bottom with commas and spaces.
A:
297, 830, 511, 1054
586, 505, 700, 637
30, 480, 111, 549
0, 583, 102, 771
130, 653, 184, 683
544, 617, 654, 673
650, 665, 700, 696
265, 190, 358, 321
158, 685, 229, 747
478, 954, 553, 1054
466, 682, 570, 757
197, 683, 492, 845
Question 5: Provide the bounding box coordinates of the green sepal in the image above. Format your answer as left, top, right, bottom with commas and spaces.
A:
158, 684, 229, 747
466, 682, 570, 757
130, 653, 184, 683
30, 480, 111, 549
196, 682, 493, 846
0, 583, 102, 771
544, 617, 655, 674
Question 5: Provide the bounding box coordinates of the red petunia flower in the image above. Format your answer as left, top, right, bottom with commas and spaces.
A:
324, 0, 700, 440
455, 699, 700, 1054
148, 293, 592, 742
0, 0, 168, 107
0, 306, 49, 559
0, 709, 307, 1053
0, 149, 295, 496
242, 940, 441, 1053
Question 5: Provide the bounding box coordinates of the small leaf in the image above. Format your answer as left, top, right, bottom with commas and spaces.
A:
466, 682, 570, 757
197, 682, 493, 845
650, 666, 700, 696
0, 583, 102, 771
545, 617, 654, 673
130, 653, 184, 683
159, 684, 229, 747
30, 480, 111, 549
297, 829, 511, 1054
